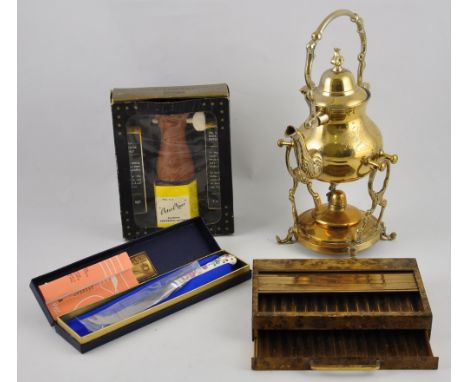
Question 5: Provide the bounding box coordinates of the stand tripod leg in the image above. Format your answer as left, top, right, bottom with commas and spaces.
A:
276, 226, 297, 244
356, 158, 397, 244
375, 198, 396, 240
276, 178, 299, 244
306, 179, 322, 209
380, 222, 397, 241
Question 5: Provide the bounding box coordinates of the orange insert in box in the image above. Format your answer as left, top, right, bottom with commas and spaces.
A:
39, 252, 139, 320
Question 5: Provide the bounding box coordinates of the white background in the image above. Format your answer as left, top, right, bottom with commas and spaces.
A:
18, 0, 450, 381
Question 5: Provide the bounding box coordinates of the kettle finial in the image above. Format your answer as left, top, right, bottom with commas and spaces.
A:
331, 48, 344, 73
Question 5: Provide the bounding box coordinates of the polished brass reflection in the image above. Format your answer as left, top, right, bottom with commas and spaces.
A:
277, 9, 398, 256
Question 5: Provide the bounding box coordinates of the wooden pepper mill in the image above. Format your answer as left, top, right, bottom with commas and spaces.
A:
152, 113, 199, 228
156, 114, 195, 184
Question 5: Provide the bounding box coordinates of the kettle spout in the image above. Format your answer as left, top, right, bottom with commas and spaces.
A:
285, 125, 297, 136
277, 125, 298, 147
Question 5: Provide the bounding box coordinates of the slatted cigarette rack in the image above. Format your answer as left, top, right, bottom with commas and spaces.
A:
251, 258, 438, 371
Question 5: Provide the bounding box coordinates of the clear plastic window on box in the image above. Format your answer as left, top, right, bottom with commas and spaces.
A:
126, 111, 222, 230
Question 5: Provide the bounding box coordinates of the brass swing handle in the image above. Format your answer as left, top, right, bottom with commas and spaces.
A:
309, 360, 381, 371
304, 9, 368, 109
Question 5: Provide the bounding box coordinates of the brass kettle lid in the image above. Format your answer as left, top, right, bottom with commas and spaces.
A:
314, 48, 369, 107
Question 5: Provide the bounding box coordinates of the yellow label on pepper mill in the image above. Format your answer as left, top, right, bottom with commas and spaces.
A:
155, 179, 199, 228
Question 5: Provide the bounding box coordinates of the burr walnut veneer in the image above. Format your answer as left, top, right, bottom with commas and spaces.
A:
251, 258, 438, 371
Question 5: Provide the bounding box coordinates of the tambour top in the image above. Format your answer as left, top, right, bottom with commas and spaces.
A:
313, 48, 369, 109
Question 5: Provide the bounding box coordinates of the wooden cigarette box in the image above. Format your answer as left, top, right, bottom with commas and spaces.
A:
251, 258, 438, 371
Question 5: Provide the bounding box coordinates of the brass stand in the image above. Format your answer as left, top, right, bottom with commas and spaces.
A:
276, 152, 397, 256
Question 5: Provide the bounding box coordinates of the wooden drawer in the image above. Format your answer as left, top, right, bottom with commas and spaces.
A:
252, 329, 438, 370
251, 258, 438, 370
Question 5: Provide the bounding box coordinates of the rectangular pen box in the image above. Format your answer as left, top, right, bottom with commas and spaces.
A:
30, 217, 251, 353
251, 258, 438, 371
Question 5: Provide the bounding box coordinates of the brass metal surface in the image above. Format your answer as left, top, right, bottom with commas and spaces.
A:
310, 361, 381, 371
130, 251, 158, 283
314, 192, 363, 228
276, 9, 398, 256
296, 207, 381, 255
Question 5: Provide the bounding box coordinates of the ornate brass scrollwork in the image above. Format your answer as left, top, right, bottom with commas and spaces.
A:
354, 152, 398, 245
304, 9, 367, 122
276, 128, 323, 244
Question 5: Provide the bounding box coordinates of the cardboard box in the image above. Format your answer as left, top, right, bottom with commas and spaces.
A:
111, 84, 234, 240
31, 218, 250, 353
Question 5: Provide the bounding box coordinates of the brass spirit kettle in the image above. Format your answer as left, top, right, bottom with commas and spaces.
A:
277, 9, 398, 256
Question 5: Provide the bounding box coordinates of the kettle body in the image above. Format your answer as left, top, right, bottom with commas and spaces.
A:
293, 44, 385, 183
300, 101, 383, 183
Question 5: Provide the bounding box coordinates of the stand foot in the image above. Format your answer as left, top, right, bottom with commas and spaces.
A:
380, 222, 397, 241
276, 227, 297, 244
